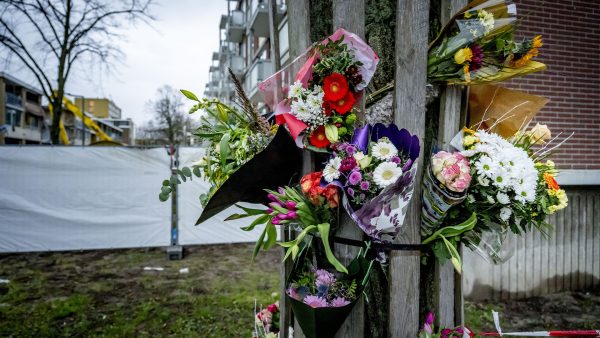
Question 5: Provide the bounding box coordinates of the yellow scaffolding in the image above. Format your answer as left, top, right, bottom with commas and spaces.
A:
48, 96, 113, 145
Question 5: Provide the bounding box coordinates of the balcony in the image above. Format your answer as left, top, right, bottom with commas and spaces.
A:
5, 92, 23, 109
244, 59, 272, 104
212, 52, 219, 61
229, 55, 245, 77
5, 125, 42, 143
219, 14, 228, 29
248, 1, 269, 37
225, 10, 245, 43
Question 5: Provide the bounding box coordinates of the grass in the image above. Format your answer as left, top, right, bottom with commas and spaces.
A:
0, 244, 280, 337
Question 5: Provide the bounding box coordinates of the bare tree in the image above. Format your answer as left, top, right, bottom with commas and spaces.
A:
138, 85, 195, 146
0, 0, 153, 144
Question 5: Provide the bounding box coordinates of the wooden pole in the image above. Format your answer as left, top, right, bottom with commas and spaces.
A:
388, 1, 430, 337
331, 1, 366, 337
432, 0, 468, 329
286, 2, 311, 337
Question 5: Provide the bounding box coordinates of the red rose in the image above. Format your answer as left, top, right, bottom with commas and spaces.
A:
322, 100, 333, 116
330, 91, 355, 115
323, 73, 349, 102
309, 126, 331, 148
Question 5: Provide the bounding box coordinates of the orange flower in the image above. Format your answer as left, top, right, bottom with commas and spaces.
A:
544, 173, 559, 191
512, 35, 543, 68
300, 172, 339, 208
323, 73, 349, 102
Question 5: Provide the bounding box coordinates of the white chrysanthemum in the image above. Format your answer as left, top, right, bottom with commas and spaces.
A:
371, 140, 398, 161
491, 167, 510, 190
486, 195, 495, 204
306, 93, 323, 112
474, 155, 496, 178
499, 207, 512, 222
496, 192, 510, 205
373, 162, 402, 188
514, 184, 536, 204
477, 175, 490, 187
288, 80, 305, 99
323, 157, 342, 182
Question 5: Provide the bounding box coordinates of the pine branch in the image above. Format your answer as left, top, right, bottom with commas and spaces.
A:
227, 68, 270, 134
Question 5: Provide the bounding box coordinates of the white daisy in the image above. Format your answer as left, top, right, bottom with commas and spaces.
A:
499, 207, 512, 222
373, 162, 402, 188
323, 157, 342, 182
491, 167, 510, 190
496, 192, 510, 205
288, 80, 305, 99
486, 195, 495, 204
477, 175, 490, 187
474, 155, 496, 178
371, 140, 398, 161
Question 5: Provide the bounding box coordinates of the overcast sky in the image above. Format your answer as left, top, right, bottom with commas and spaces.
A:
6, 0, 228, 125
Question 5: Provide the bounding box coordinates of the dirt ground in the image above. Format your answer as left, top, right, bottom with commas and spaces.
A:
0, 244, 598, 337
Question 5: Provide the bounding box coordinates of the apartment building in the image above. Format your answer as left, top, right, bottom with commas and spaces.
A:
0, 72, 46, 144
74, 97, 122, 119
204, 0, 288, 109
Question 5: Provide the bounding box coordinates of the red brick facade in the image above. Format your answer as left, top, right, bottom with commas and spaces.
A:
508, 0, 600, 170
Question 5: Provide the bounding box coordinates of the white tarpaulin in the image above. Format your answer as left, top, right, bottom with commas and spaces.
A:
0, 146, 263, 253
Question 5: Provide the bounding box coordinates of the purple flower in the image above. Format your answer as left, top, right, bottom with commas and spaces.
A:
348, 170, 362, 185
285, 201, 297, 210
330, 297, 350, 307
266, 207, 273, 214
303, 295, 327, 308
391, 156, 401, 164
286, 211, 297, 219
278, 187, 285, 194
454, 327, 464, 335
315, 269, 336, 286
345, 145, 356, 156
271, 218, 280, 225
425, 312, 435, 325
339, 157, 357, 172
360, 180, 370, 191
287, 287, 301, 300
441, 328, 452, 338
347, 187, 355, 197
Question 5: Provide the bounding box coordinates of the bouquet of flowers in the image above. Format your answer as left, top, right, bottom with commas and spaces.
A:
427, 0, 546, 85
322, 123, 420, 242
227, 171, 347, 273
286, 246, 373, 338
422, 123, 569, 270
419, 312, 466, 338
260, 28, 379, 151
254, 301, 280, 338
161, 70, 303, 224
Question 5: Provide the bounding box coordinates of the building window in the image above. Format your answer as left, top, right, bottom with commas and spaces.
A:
5, 108, 21, 127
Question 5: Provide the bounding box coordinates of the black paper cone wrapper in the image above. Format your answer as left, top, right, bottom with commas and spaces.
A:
196, 127, 303, 224
287, 248, 372, 338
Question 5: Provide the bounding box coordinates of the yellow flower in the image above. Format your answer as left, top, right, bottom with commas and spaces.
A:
454, 47, 473, 65
463, 64, 471, 82
463, 126, 476, 135
463, 135, 478, 147
513, 35, 543, 68
525, 123, 551, 144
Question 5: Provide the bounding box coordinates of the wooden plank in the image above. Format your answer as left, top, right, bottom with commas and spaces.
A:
585, 193, 594, 288
286, 2, 311, 337
388, 1, 430, 337
555, 203, 564, 292
570, 194, 579, 290
435, 0, 467, 327
578, 192, 587, 289
594, 193, 600, 285
330, 1, 365, 336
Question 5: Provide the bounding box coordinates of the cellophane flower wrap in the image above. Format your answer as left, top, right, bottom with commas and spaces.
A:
258, 28, 379, 151
254, 301, 280, 338
322, 123, 420, 242
427, 0, 546, 85
426, 124, 569, 269
286, 245, 373, 338
226, 172, 349, 274
421, 151, 472, 235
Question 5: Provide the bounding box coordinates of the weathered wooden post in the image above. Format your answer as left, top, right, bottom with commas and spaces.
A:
284, 2, 311, 338
331, 1, 366, 337
388, 1, 430, 337
431, 0, 468, 328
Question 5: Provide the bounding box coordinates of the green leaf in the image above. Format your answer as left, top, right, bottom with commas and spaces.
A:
161, 186, 172, 195
219, 134, 231, 166
240, 214, 269, 231
158, 193, 169, 202
252, 226, 268, 261
169, 176, 179, 186
181, 167, 192, 177
263, 222, 278, 250
324, 124, 339, 142
180, 89, 200, 102
422, 212, 477, 245
192, 167, 201, 177
162, 180, 170, 187
440, 235, 462, 274
317, 223, 348, 274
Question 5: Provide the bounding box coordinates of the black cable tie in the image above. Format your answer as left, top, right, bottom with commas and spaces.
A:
330, 236, 422, 251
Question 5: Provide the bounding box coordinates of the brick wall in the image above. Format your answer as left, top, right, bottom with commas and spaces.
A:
507, 0, 600, 170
